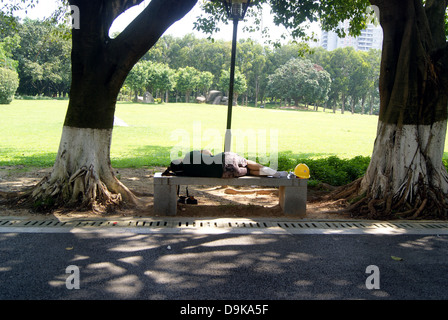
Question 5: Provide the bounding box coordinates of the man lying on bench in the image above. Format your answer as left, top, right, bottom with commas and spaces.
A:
162, 150, 288, 178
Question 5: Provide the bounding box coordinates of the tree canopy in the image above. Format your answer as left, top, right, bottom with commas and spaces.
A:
196, 0, 375, 43
1, 11, 382, 113
266, 58, 331, 107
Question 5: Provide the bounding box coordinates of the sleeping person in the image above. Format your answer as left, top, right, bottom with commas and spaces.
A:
163, 150, 287, 178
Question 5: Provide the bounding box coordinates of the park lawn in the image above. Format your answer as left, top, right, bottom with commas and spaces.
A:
1, 99, 444, 170
0, 99, 65, 167
111, 101, 381, 167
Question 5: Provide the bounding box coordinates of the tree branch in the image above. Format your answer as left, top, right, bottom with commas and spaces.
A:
69, 0, 151, 46
110, 0, 197, 72
103, 0, 147, 38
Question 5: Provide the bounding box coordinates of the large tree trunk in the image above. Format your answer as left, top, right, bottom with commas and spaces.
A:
10, 0, 197, 212
332, 0, 448, 219
30, 126, 136, 211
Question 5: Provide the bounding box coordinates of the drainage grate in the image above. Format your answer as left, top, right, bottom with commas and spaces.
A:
0, 219, 21, 226
132, 220, 171, 228
1, 218, 448, 234
21, 220, 68, 227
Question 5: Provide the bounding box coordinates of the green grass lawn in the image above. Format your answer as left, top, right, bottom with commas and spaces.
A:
1, 99, 445, 171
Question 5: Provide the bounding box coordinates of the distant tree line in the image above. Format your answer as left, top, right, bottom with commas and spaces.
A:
0, 17, 381, 115
124, 33, 381, 114
0, 28, 19, 104
0, 17, 71, 101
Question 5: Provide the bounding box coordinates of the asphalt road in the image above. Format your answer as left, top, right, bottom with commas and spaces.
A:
1, 229, 447, 304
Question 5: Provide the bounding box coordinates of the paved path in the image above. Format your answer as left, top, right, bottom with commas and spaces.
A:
1, 217, 447, 304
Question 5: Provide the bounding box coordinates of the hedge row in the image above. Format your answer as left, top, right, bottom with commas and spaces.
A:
277, 155, 371, 186
277, 155, 448, 187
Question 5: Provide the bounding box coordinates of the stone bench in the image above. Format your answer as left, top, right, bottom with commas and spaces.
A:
153, 173, 307, 217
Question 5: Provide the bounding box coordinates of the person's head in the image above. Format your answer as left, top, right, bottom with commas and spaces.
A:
168, 159, 183, 172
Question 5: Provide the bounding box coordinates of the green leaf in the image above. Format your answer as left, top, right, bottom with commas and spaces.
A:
391, 256, 403, 261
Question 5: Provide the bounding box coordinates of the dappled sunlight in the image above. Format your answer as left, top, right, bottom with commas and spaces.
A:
70, 254, 90, 262
320, 227, 409, 235
47, 233, 340, 299
144, 269, 188, 285
107, 234, 161, 252
0, 230, 447, 300
399, 236, 447, 251
86, 262, 127, 276
118, 255, 144, 266
48, 275, 68, 289
196, 235, 277, 247
105, 274, 143, 299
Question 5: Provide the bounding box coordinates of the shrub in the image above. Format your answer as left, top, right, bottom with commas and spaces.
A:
0, 67, 19, 104
277, 154, 371, 186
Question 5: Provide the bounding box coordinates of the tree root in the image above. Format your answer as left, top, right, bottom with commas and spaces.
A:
5, 165, 138, 214
327, 178, 363, 200
320, 176, 448, 220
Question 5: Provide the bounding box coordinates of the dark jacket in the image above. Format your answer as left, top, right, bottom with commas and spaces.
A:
165, 151, 224, 178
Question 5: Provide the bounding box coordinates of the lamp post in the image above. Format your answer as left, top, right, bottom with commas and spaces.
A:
218, 0, 252, 153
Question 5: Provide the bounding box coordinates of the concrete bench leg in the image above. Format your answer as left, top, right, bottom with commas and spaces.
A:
153, 184, 177, 216
279, 186, 306, 217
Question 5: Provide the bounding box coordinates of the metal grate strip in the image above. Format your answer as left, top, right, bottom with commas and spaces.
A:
1, 218, 448, 234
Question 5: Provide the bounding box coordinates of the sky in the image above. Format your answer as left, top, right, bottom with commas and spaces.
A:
16, 0, 319, 44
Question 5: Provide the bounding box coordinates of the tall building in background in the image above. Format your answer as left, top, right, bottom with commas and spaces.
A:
320, 21, 383, 51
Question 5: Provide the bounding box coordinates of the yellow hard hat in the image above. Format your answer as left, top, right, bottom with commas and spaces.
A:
294, 163, 310, 179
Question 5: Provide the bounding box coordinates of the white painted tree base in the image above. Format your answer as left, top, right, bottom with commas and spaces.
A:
353, 120, 448, 217
31, 126, 138, 210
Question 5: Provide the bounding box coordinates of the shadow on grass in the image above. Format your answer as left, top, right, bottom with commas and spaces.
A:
0, 149, 57, 167
110, 146, 369, 187
111, 145, 174, 168
0, 145, 173, 169
110, 146, 338, 169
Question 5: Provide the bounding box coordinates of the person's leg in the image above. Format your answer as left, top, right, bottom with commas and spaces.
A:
246, 160, 263, 175
246, 159, 288, 177
246, 160, 279, 176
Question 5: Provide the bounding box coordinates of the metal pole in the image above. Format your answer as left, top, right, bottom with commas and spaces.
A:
224, 18, 239, 153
